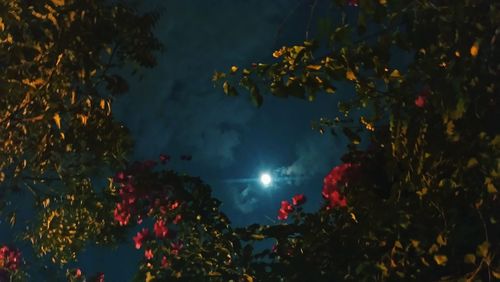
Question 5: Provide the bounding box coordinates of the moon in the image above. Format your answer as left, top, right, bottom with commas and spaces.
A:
260, 173, 272, 186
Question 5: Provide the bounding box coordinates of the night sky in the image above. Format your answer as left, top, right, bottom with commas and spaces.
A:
113, 0, 348, 228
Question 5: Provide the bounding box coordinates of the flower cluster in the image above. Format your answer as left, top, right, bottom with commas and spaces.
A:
0, 245, 21, 271
111, 157, 187, 270
277, 194, 306, 220
415, 87, 430, 108
322, 163, 357, 209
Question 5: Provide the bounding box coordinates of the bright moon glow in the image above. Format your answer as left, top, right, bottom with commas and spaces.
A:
260, 173, 272, 186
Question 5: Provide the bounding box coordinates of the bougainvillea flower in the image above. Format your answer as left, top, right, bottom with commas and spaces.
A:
170, 201, 180, 210
292, 194, 306, 206
173, 214, 182, 224
96, 272, 105, 282
414, 95, 426, 108
0, 246, 22, 271
154, 219, 169, 238
415, 87, 430, 108
144, 249, 154, 260
161, 256, 169, 269
133, 228, 149, 249
114, 171, 126, 182
170, 241, 183, 256
347, 0, 358, 6
159, 154, 170, 164
114, 203, 131, 226
277, 200, 294, 220
329, 190, 347, 207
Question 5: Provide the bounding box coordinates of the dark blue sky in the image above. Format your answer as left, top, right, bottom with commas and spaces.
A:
113, 0, 347, 228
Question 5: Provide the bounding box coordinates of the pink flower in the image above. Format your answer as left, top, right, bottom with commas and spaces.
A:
414, 95, 426, 108
159, 154, 170, 164
161, 256, 169, 268
415, 87, 430, 108
347, 0, 358, 6
173, 214, 182, 224
170, 241, 183, 256
292, 194, 306, 206
277, 200, 294, 220
113, 203, 131, 226
322, 163, 357, 209
75, 268, 82, 278
133, 228, 149, 249
170, 201, 180, 210
0, 246, 22, 271
145, 249, 154, 260
96, 272, 105, 282
153, 219, 169, 238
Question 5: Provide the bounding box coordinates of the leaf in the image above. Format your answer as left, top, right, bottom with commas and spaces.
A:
389, 69, 401, 78
346, 69, 357, 81
464, 254, 476, 264
433, 254, 448, 266
53, 113, 61, 129
9, 212, 16, 227
436, 234, 447, 246
476, 241, 490, 258
250, 234, 265, 240
51, 0, 65, 6
470, 41, 479, 57
306, 65, 322, 71
145, 271, 155, 282
492, 269, 500, 279
467, 158, 478, 168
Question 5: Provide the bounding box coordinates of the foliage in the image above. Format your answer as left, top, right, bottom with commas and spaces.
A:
215, 0, 499, 280
0, 0, 162, 276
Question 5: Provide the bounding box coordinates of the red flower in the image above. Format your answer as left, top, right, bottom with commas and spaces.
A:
329, 190, 347, 208
414, 95, 426, 108
159, 154, 170, 164
277, 200, 294, 220
133, 228, 149, 249
415, 87, 430, 108
322, 163, 357, 209
170, 201, 180, 210
170, 241, 183, 256
114, 171, 126, 182
153, 219, 169, 238
96, 272, 105, 282
161, 256, 169, 269
113, 203, 131, 226
75, 268, 82, 278
292, 194, 306, 206
144, 249, 154, 260
0, 246, 21, 271
173, 214, 182, 224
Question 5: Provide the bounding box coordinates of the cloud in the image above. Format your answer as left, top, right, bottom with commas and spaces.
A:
232, 185, 259, 214
274, 133, 344, 186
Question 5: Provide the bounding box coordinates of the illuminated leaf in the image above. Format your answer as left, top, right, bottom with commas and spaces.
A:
476, 241, 490, 258
433, 254, 448, 266
470, 41, 479, 57
53, 113, 61, 129
51, 0, 65, 6
306, 65, 322, 70
464, 254, 476, 264
346, 69, 357, 81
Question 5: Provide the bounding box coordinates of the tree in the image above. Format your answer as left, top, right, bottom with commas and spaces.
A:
215, 0, 499, 280
0, 0, 162, 277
